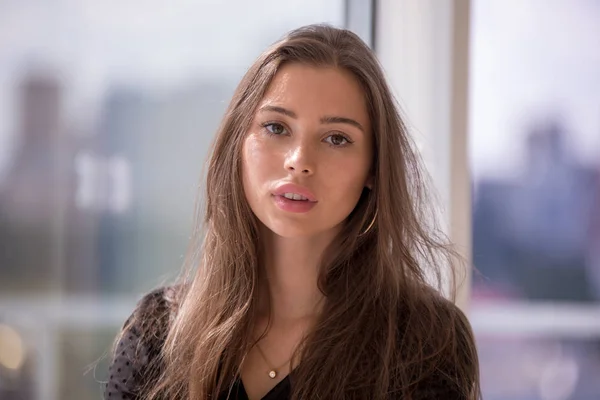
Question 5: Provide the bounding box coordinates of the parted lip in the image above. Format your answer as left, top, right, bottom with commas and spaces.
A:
272, 183, 317, 202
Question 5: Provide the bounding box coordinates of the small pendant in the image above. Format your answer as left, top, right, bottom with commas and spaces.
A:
268, 370, 277, 379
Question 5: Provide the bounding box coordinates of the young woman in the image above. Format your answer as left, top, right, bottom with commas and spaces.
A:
104, 24, 480, 400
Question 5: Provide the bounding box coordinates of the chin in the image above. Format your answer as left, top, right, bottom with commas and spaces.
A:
264, 222, 319, 239
261, 216, 344, 240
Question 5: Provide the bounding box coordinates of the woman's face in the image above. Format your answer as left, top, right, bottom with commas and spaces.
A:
242, 63, 373, 238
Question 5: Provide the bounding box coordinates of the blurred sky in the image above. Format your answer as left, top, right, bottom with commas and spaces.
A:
0, 0, 343, 181
469, 0, 600, 180
0, 0, 598, 182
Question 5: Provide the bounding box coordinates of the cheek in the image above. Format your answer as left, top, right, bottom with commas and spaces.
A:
326, 155, 370, 193
242, 135, 274, 197
323, 157, 371, 211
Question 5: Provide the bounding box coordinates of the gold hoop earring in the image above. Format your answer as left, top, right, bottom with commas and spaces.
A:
359, 209, 378, 236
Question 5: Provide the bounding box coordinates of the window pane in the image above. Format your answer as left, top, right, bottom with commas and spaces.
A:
469, 0, 600, 303
57, 329, 114, 400
469, 1, 600, 398
477, 335, 600, 400
0, 0, 346, 296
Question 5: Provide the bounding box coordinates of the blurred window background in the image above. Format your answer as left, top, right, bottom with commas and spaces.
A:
469, 1, 600, 399
1, 1, 599, 399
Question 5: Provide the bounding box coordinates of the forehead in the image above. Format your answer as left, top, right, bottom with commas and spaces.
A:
260, 63, 370, 129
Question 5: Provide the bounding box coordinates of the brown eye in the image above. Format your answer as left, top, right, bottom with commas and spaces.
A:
325, 134, 349, 146
264, 123, 286, 135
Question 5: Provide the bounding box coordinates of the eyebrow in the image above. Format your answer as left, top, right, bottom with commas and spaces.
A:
259, 105, 366, 133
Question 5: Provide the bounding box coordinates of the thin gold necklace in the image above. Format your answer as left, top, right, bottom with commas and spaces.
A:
255, 342, 291, 379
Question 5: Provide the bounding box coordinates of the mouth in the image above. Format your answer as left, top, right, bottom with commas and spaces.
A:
272, 183, 317, 202
271, 183, 318, 213
279, 192, 313, 201
272, 194, 317, 213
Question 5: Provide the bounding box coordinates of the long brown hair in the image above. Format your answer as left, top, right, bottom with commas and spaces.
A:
139, 24, 480, 399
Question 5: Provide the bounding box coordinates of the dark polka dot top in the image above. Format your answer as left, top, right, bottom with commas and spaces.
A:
104, 288, 169, 399
103, 286, 472, 399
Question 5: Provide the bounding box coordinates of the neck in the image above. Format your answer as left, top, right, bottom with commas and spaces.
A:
257, 225, 338, 322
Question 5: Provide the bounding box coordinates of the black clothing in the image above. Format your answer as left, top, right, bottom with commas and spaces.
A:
104, 287, 472, 399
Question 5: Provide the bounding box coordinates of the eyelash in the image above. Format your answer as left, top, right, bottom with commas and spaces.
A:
260, 122, 353, 147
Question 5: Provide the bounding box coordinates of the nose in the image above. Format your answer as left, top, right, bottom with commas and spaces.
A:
284, 142, 315, 176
